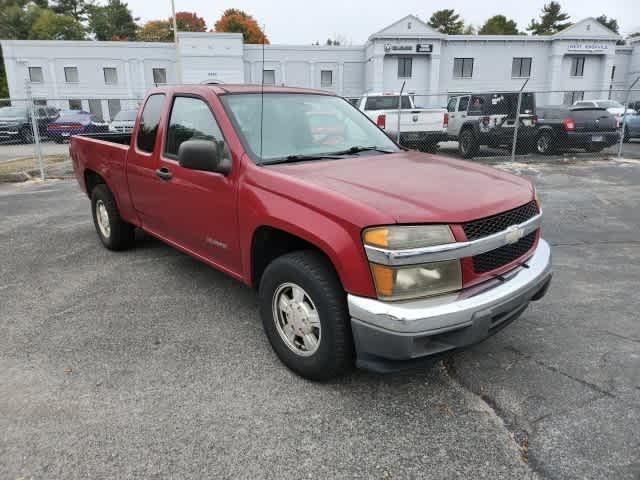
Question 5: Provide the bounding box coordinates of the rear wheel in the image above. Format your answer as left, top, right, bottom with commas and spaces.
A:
458, 129, 479, 159
90, 184, 135, 251
586, 144, 604, 153
536, 131, 555, 155
259, 250, 352, 380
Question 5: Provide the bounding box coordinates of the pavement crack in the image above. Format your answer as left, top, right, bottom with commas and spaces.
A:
504, 346, 616, 399
599, 329, 640, 344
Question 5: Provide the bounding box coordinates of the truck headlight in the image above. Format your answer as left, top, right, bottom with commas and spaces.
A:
363, 225, 454, 250
363, 225, 461, 301
369, 260, 462, 301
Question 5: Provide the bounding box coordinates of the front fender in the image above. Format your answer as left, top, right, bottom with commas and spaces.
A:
239, 186, 377, 298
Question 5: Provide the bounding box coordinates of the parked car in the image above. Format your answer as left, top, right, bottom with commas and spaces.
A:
572, 99, 636, 121
535, 105, 618, 154
70, 85, 552, 380
356, 92, 447, 151
109, 109, 137, 134
622, 111, 640, 142
47, 110, 109, 142
0, 105, 59, 143
446, 92, 537, 158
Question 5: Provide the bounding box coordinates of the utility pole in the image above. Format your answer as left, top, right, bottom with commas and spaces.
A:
170, 0, 182, 84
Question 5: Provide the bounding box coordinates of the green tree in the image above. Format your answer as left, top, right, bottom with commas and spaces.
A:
527, 2, 571, 35
428, 9, 464, 35
479, 15, 519, 35
29, 8, 86, 39
50, 0, 87, 22
87, 0, 138, 40
137, 19, 172, 42
463, 24, 476, 35
595, 15, 619, 34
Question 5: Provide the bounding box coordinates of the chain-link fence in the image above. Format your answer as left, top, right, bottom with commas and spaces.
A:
0, 93, 142, 180
1, 83, 640, 181
386, 85, 640, 161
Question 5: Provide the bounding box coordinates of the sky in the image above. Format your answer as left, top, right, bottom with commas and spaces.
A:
125, 0, 638, 44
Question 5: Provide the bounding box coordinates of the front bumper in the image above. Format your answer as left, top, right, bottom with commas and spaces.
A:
349, 239, 552, 372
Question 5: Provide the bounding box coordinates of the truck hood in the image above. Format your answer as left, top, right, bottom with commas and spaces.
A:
268, 151, 534, 224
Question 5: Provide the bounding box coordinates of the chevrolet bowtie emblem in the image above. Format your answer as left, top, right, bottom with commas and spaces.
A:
505, 225, 524, 244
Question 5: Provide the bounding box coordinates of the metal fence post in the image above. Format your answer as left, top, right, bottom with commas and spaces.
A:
25, 82, 46, 181
510, 78, 530, 162
397, 80, 405, 144
618, 75, 640, 159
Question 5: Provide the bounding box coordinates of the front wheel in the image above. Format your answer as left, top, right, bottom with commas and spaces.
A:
91, 184, 135, 251
259, 251, 352, 380
458, 129, 479, 159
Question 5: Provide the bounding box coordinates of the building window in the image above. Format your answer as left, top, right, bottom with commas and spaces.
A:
103, 67, 118, 85
453, 58, 474, 78
64, 67, 79, 83
570, 57, 585, 77
563, 91, 584, 105
88, 99, 104, 121
320, 70, 333, 87
397, 57, 412, 78
152, 68, 167, 85
68, 99, 82, 110
29, 67, 43, 83
263, 69, 275, 85
512, 58, 532, 78
108, 99, 121, 119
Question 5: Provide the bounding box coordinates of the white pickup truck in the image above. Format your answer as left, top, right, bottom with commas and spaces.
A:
356, 93, 447, 151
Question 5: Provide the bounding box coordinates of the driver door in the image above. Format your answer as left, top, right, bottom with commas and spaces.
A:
156, 95, 240, 273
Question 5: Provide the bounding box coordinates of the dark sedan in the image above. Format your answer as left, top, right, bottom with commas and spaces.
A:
534, 106, 618, 154
47, 110, 109, 143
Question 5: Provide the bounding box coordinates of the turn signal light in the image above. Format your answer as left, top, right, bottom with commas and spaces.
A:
376, 114, 386, 129
443, 113, 449, 128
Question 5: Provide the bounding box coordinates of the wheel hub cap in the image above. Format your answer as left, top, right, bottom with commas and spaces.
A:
272, 283, 321, 356
96, 200, 111, 238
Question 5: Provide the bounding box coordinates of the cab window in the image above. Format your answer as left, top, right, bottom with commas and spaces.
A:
446, 98, 457, 112
136, 94, 165, 153
458, 96, 470, 112
165, 96, 227, 158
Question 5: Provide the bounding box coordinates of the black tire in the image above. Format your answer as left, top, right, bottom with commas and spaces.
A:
20, 127, 34, 144
259, 250, 353, 380
90, 184, 135, 251
586, 144, 604, 153
458, 128, 479, 159
536, 131, 555, 155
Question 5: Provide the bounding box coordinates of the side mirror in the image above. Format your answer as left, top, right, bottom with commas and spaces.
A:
178, 139, 231, 175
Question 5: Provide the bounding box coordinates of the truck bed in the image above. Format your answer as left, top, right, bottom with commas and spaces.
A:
78, 132, 132, 145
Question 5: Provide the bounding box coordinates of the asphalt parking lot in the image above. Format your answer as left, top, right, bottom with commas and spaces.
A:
1, 158, 639, 479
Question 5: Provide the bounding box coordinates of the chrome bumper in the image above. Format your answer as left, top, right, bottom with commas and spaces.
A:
348, 239, 552, 370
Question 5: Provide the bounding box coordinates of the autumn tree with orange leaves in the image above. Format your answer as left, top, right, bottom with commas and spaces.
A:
175, 12, 206, 32
213, 9, 269, 44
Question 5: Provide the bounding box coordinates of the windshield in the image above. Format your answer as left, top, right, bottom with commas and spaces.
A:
221, 93, 399, 163
596, 100, 623, 109
114, 110, 137, 121
0, 107, 27, 118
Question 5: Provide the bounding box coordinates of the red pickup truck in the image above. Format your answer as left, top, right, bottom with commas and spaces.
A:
70, 85, 552, 380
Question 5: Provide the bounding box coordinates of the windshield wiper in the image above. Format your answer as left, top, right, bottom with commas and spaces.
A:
328, 146, 396, 155
261, 153, 343, 165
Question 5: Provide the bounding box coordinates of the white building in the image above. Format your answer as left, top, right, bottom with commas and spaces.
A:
2, 15, 639, 121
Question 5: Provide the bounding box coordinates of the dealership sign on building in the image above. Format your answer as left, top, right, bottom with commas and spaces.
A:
384, 43, 433, 54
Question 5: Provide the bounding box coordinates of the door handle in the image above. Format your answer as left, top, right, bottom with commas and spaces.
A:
156, 167, 173, 181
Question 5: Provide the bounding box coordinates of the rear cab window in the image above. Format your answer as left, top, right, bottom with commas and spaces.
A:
136, 94, 165, 153
364, 96, 412, 110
